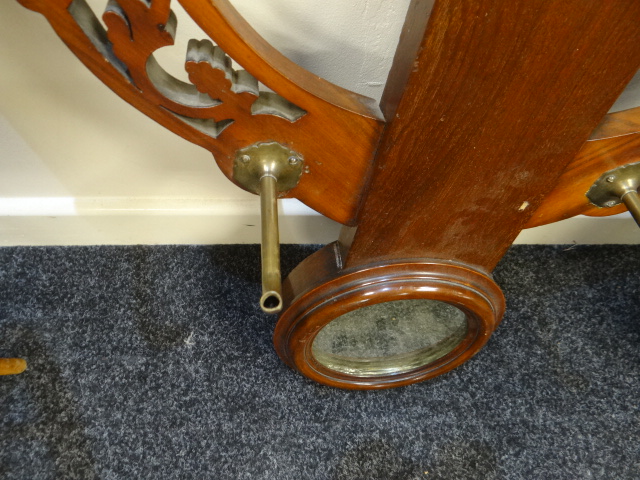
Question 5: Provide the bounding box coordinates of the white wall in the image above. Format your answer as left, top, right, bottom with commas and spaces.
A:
0, 0, 637, 245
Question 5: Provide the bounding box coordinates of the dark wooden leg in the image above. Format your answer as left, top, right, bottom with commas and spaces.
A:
275, 0, 640, 389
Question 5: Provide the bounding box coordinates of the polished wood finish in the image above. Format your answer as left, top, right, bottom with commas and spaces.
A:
528, 132, 640, 227
20, 0, 640, 234
18, 0, 384, 225
18, 1, 640, 388
0, 358, 27, 376
275, 244, 504, 389
528, 107, 640, 227
346, 0, 640, 271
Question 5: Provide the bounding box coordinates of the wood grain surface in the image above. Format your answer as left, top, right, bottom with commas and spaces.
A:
528, 107, 640, 227
346, 0, 640, 271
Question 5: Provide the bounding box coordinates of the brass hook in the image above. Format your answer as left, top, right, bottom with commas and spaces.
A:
587, 161, 640, 227
233, 142, 304, 313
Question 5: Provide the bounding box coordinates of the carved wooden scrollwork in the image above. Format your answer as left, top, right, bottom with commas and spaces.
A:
18, 0, 385, 225
17, 0, 640, 230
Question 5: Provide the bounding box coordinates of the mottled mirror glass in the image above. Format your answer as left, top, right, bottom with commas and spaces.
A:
312, 299, 468, 377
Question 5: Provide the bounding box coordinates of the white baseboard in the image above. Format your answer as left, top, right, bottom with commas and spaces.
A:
0, 196, 637, 246
0, 197, 341, 245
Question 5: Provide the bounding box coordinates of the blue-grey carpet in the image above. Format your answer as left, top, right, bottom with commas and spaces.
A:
0, 245, 638, 479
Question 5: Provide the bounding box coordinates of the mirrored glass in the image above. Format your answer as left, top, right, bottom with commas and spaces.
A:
312, 299, 468, 377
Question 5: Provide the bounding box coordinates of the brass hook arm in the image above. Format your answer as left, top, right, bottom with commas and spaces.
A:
259, 174, 282, 313
587, 162, 640, 228
233, 142, 304, 313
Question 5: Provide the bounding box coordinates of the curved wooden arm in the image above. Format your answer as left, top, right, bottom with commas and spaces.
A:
18, 0, 384, 225
527, 106, 640, 228
179, 0, 383, 117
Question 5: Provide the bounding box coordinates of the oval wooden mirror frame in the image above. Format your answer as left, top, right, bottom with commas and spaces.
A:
274, 245, 505, 389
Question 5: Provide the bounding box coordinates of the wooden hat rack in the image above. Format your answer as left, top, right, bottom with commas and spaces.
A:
14, 0, 640, 388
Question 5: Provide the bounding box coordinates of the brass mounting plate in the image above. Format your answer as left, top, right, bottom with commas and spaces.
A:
233, 142, 304, 194
586, 161, 640, 208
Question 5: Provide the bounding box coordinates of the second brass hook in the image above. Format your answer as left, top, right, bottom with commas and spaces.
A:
586, 161, 640, 227
233, 142, 304, 313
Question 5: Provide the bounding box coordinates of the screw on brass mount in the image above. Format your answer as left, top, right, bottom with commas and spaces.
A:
233, 142, 304, 313
586, 161, 640, 228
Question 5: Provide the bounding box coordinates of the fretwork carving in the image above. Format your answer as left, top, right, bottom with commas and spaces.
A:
103, 0, 307, 137
17, 0, 385, 225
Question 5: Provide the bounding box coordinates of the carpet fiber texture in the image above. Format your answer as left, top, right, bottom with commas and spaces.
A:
0, 245, 638, 479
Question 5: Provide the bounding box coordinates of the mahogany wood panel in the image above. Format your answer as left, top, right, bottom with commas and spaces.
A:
528, 107, 640, 227
346, 0, 640, 271
18, 0, 384, 225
